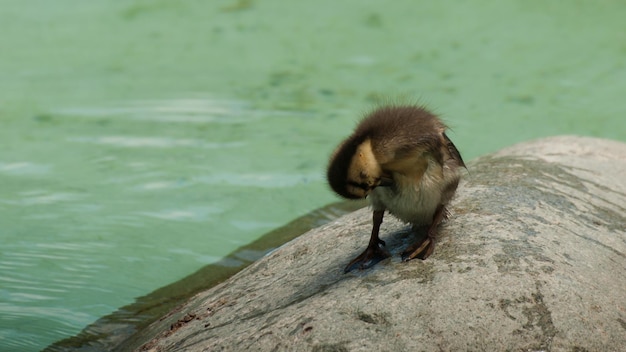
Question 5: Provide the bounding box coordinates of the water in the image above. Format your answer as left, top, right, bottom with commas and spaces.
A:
1, 1, 625, 350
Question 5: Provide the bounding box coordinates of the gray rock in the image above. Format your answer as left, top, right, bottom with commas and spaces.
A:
126, 136, 626, 352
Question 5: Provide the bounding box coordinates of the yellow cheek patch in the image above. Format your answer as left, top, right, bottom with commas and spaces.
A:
349, 139, 381, 182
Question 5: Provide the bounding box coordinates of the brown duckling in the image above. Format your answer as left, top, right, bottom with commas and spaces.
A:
327, 105, 465, 272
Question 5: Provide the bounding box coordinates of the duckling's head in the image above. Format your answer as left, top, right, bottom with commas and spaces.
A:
327, 138, 385, 199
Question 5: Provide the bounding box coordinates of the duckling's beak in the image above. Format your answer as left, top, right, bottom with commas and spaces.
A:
379, 176, 394, 187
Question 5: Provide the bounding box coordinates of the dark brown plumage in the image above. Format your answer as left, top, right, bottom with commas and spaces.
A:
327, 105, 465, 272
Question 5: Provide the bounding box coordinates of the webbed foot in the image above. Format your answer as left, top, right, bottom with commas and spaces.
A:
402, 204, 447, 261
344, 239, 390, 273
401, 236, 435, 261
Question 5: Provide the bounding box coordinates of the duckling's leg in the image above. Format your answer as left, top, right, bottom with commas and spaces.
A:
344, 209, 390, 273
401, 204, 447, 261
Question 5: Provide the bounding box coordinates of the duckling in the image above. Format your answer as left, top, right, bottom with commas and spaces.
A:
327, 105, 465, 273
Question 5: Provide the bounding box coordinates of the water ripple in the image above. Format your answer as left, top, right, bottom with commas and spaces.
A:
67, 136, 245, 149
52, 97, 265, 124
0, 161, 50, 176
194, 172, 321, 188
5, 191, 85, 206
137, 206, 224, 221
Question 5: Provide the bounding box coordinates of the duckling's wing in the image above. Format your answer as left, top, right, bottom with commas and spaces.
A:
442, 132, 466, 168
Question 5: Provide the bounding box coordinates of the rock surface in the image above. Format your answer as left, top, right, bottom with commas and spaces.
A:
124, 136, 626, 352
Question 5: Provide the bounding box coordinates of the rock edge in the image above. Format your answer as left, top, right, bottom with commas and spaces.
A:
125, 136, 626, 352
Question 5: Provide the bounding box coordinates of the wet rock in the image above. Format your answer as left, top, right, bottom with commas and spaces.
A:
125, 136, 626, 352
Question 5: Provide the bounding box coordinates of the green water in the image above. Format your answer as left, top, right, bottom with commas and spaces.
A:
1, 1, 625, 350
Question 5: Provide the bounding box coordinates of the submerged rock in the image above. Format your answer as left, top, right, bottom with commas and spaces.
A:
124, 136, 626, 352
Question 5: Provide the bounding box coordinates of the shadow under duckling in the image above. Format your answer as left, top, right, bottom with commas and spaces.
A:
327, 105, 465, 273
